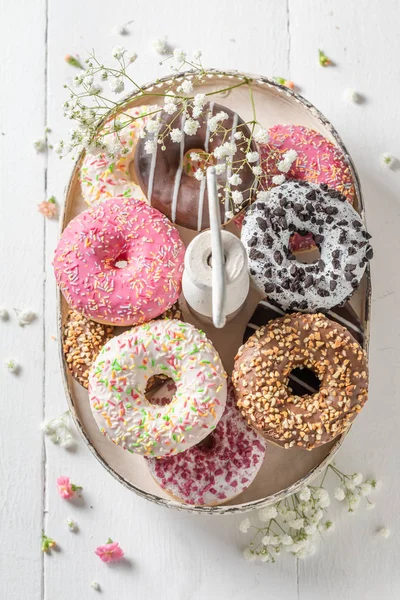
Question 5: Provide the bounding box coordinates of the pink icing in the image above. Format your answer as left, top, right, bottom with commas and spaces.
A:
53, 197, 185, 325
146, 381, 266, 506
259, 124, 356, 203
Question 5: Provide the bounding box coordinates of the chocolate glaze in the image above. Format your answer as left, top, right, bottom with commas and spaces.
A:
135, 102, 257, 231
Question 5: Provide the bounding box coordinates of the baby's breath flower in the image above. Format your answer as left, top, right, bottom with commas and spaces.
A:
183, 118, 200, 136
246, 151, 259, 163
378, 527, 390, 538
126, 52, 138, 64
170, 129, 184, 143
177, 79, 193, 95
66, 518, 78, 532
112, 24, 128, 35
173, 48, 186, 63
17, 309, 37, 326
164, 101, 177, 115
41, 533, 57, 553
234, 131, 243, 140
190, 152, 201, 161
232, 190, 244, 206
5, 359, 18, 373
352, 473, 363, 486
256, 191, 269, 202
258, 506, 278, 523
334, 487, 346, 501
193, 49, 202, 61
33, 138, 46, 153
194, 169, 204, 181
253, 127, 269, 144
252, 165, 263, 176
144, 139, 157, 155
239, 518, 251, 533
228, 174, 242, 186
288, 518, 304, 530
193, 93, 206, 107
112, 46, 126, 59
209, 111, 229, 133
366, 501, 376, 510
152, 38, 168, 55
225, 210, 234, 219
91, 581, 101, 591
279, 534, 293, 545
215, 163, 226, 175
343, 88, 361, 103
299, 487, 311, 502
272, 174, 285, 185
213, 142, 236, 160
347, 492, 361, 512
145, 119, 161, 135
360, 482, 373, 497
0, 308, 9, 320
109, 77, 124, 94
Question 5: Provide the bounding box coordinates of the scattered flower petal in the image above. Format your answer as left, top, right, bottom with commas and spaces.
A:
42, 533, 57, 553
239, 518, 251, 533
38, 197, 58, 219
152, 39, 168, 55
0, 308, 9, 321
33, 138, 46, 153
343, 88, 361, 103
95, 539, 124, 563
112, 24, 128, 36
65, 55, 84, 69
378, 527, 390, 539
5, 359, 18, 373
319, 49, 332, 67
57, 475, 82, 499
381, 153, 395, 168
16, 309, 37, 326
91, 581, 101, 591
274, 77, 295, 90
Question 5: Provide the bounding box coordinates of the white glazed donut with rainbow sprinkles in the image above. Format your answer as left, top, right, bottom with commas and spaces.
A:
80, 105, 159, 206
88, 319, 227, 458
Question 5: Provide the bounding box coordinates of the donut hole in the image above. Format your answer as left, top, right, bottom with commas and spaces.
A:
288, 366, 321, 396
197, 433, 217, 452
289, 230, 321, 263
183, 148, 215, 177
145, 375, 176, 406
114, 252, 129, 269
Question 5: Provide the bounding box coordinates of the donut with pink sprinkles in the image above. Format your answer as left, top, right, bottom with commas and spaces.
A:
147, 381, 266, 506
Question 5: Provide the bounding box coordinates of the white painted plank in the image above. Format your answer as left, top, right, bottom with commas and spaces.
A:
288, 1, 400, 598
0, 1, 46, 598
43, 1, 297, 599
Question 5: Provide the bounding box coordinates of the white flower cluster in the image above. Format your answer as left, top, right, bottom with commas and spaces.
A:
41, 411, 76, 449
240, 464, 381, 564
333, 471, 380, 512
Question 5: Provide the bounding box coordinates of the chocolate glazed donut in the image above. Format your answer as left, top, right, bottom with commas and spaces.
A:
134, 101, 257, 231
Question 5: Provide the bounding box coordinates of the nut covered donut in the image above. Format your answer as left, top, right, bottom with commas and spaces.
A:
135, 101, 257, 231
147, 381, 266, 506
88, 320, 227, 458
53, 197, 185, 326
232, 313, 368, 450
242, 181, 373, 311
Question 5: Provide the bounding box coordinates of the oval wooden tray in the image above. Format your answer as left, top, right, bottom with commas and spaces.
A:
58, 71, 371, 514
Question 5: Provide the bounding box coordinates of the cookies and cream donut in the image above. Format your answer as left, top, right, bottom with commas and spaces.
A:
147, 381, 266, 506
233, 313, 368, 450
88, 320, 227, 458
53, 197, 185, 326
259, 124, 356, 204
134, 101, 257, 231
63, 310, 114, 388
80, 105, 159, 206
241, 181, 373, 312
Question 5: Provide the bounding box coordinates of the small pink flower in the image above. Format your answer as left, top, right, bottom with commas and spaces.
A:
57, 475, 82, 499
95, 539, 124, 563
38, 197, 57, 219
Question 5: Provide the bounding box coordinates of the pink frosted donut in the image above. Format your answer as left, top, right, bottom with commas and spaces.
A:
259, 124, 356, 204
147, 382, 266, 506
54, 197, 185, 325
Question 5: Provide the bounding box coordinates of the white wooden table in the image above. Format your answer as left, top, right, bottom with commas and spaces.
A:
1, 1, 399, 598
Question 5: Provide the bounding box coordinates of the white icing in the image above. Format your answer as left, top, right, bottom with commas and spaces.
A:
88, 320, 227, 458
197, 101, 214, 231
171, 113, 186, 223
224, 112, 238, 222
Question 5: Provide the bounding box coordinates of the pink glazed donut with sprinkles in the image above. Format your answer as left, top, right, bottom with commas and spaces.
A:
88, 319, 227, 458
147, 381, 266, 506
53, 197, 185, 326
